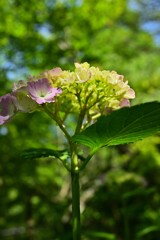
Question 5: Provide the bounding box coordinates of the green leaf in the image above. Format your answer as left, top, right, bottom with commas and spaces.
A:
73, 102, 160, 150
137, 226, 159, 237
21, 148, 69, 161
85, 231, 116, 239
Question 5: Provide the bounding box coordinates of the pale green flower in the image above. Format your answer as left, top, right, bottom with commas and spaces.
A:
75, 62, 91, 83
41, 62, 135, 118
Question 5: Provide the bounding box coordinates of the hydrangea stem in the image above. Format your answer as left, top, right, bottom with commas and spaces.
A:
44, 104, 81, 239
43, 104, 72, 142
71, 171, 80, 240
71, 146, 81, 240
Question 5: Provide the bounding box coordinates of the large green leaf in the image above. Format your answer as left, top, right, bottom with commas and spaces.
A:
73, 102, 160, 150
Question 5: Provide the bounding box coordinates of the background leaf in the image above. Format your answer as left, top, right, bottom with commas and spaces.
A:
85, 231, 116, 239
73, 102, 160, 150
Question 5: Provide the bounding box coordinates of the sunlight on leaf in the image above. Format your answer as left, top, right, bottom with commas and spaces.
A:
73, 102, 160, 151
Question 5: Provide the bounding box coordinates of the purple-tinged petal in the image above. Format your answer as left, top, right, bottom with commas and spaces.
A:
47, 67, 62, 76
0, 94, 17, 125
124, 88, 135, 99
27, 78, 62, 104
0, 115, 10, 125
119, 99, 130, 107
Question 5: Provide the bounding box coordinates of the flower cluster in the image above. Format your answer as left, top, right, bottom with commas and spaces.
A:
43, 62, 135, 115
0, 62, 135, 125
0, 78, 62, 124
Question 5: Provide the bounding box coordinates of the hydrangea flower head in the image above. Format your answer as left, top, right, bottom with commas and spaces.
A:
42, 62, 135, 118
0, 62, 135, 127
28, 78, 62, 104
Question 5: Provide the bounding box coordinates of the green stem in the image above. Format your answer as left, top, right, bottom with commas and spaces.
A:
75, 90, 94, 134
75, 108, 86, 134
43, 104, 82, 239
70, 145, 81, 240
71, 171, 80, 240
43, 104, 72, 142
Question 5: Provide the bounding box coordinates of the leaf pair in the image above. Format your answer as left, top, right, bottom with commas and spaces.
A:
22, 102, 160, 166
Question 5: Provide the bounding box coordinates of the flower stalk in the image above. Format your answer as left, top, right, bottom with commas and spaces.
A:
44, 103, 81, 239
0, 62, 136, 240
71, 164, 81, 240
69, 141, 81, 239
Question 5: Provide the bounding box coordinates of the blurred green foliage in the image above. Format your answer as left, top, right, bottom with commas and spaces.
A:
0, 0, 160, 239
